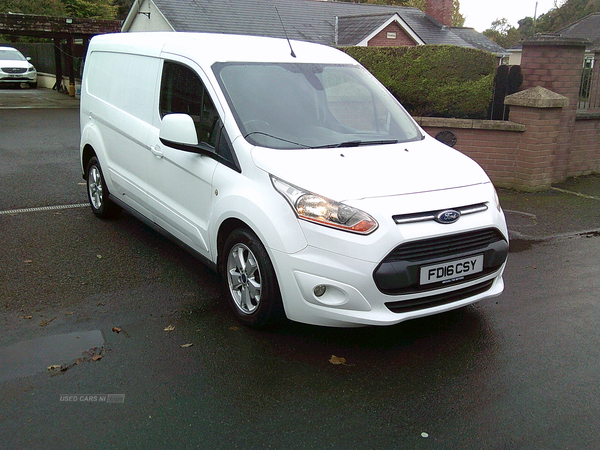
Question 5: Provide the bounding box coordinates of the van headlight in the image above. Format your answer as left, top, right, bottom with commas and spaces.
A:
271, 176, 378, 235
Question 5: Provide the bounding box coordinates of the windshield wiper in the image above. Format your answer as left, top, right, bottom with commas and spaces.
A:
314, 139, 399, 149
244, 131, 307, 149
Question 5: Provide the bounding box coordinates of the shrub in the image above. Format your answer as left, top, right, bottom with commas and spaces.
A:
343, 45, 497, 119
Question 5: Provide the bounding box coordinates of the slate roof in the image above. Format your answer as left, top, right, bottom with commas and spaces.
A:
450, 27, 509, 56
556, 12, 600, 51
128, 0, 504, 54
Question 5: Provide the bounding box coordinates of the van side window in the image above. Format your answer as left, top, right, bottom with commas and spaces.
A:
159, 61, 219, 147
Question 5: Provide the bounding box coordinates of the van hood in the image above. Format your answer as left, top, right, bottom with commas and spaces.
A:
251, 138, 490, 201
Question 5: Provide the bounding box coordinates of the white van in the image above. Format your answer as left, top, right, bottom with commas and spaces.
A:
80, 32, 509, 328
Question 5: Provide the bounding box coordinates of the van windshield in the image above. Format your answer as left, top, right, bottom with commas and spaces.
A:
213, 62, 422, 150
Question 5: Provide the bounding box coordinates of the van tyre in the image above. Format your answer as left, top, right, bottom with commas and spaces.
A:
86, 156, 121, 219
223, 228, 284, 328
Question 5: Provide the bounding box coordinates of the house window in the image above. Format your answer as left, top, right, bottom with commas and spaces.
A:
387, 32, 397, 39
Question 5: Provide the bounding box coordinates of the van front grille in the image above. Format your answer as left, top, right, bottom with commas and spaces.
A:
383, 228, 505, 263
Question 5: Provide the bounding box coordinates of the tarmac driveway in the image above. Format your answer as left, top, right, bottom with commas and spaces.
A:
1, 88, 600, 449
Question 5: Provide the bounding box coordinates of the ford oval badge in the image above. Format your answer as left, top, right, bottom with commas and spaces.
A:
435, 210, 460, 224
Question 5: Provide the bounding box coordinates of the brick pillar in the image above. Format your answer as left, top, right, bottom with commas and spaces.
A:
426, 0, 452, 27
520, 36, 587, 183
505, 86, 569, 191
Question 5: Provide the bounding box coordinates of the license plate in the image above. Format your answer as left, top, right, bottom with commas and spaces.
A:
420, 255, 484, 285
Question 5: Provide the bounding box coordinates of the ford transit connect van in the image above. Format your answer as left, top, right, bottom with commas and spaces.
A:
80, 32, 508, 328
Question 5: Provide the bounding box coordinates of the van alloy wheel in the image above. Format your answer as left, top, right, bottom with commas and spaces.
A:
222, 229, 284, 328
227, 243, 262, 314
86, 156, 121, 219
88, 164, 104, 211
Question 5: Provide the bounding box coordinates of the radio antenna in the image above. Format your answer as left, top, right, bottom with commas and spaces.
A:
276, 7, 296, 58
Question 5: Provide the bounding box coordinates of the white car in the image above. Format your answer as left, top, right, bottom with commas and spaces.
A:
0, 47, 37, 88
80, 32, 509, 328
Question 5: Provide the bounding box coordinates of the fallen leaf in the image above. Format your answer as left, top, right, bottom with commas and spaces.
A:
112, 327, 121, 333
20, 315, 33, 320
164, 325, 175, 332
180, 343, 193, 348
23, 260, 33, 264
47, 365, 61, 371
229, 326, 239, 331
329, 355, 346, 365
64, 311, 74, 316
77, 182, 86, 186
329, 355, 354, 366
91, 354, 102, 361
39, 317, 57, 327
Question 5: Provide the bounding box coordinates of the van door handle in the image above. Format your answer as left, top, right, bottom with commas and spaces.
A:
150, 145, 164, 159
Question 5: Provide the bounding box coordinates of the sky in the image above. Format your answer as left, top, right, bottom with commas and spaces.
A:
458, 0, 558, 32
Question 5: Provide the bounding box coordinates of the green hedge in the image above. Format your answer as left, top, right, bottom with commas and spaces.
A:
343, 46, 497, 119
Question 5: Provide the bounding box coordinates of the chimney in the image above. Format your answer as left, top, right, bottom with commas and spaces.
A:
426, 0, 453, 28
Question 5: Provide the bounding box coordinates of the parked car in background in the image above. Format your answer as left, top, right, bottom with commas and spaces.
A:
0, 47, 37, 88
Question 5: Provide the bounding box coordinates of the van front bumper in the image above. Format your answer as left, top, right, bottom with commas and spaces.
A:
271, 234, 507, 327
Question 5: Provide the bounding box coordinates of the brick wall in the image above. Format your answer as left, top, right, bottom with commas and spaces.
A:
367, 22, 417, 47
422, 126, 520, 187
417, 119, 523, 189
571, 116, 600, 175
419, 110, 600, 191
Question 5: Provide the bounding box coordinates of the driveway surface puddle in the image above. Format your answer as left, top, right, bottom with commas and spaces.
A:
0, 330, 104, 382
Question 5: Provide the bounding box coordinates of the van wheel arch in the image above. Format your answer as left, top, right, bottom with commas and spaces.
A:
82, 145, 96, 179
217, 218, 251, 274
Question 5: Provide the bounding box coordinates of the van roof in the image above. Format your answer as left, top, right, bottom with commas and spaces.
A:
88, 32, 356, 66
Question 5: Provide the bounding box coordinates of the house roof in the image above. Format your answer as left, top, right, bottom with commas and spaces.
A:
124, 0, 504, 54
556, 12, 600, 51
450, 27, 509, 56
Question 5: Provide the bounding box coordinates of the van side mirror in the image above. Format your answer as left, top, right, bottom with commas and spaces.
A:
159, 114, 198, 146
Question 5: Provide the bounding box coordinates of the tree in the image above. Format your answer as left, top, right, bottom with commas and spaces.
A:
521, 0, 600, 34
452, 0, 466, 27
0, 0, 67, 16
483, 18, 521, 49
0, 0, 118, 19
516, 17, 535, 38
62, 0, 117, 19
